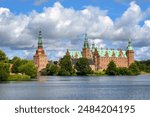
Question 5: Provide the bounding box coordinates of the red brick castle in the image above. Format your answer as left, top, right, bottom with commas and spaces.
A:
33, 31, 48, 72
66, 34, 134, 71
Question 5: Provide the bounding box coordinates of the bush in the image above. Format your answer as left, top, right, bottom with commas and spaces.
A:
0, 49, 8, 63
58, 69, 71, 76
18, 61, 37, 78
59, 55, 75, 76
75, 58, 92, 75
8, 74, 30, 81
0, 62, 10, 81
106, 61, 117, 75
45, 64, 60, 76
129, 62, 140, 75
116, 67, 130, 75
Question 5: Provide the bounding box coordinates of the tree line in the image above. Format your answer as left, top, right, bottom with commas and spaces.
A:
41, 55, 93, 76
0, 49, 149, 81
42, 54, 145, 76
0, 49, 37, 81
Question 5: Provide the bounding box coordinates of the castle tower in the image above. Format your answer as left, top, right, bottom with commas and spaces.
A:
82, 33, 91, 59
92, 41, 95, 52
126, 38, 134, 67
33, 31, 48, 72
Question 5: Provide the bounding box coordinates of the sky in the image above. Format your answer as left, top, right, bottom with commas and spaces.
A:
0, 0, 150, 60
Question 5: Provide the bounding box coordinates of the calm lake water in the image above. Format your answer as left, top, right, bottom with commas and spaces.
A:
0, 75, 150, 100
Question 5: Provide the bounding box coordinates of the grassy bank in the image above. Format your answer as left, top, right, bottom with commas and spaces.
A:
7, 74, 31, 81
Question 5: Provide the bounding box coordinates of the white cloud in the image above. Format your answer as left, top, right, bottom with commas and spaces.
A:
135, 47, 150, 60
144, 20, 150, 28
0, 2, 150, 60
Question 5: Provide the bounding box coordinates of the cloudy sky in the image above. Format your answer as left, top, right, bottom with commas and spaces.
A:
0, 0, 150, 60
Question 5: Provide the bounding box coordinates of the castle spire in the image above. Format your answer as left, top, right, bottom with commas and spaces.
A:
84, 33, 89, 48
92, 41, 95, 52
127, 38, 133, 50
38, 31, 43, 48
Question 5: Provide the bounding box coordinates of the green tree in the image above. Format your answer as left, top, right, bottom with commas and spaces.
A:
0, 62, 10, 81
116, 67, 130, 75
45, 64, 60, 76
11, 57, 29, 73
0, 49, 8, 63
106, 61, 117, 75
129, 62, 140, 75
11, 57, 22, 73
59, 55, 75, 76
18, 61, 37, 78
75, 58, 92, 75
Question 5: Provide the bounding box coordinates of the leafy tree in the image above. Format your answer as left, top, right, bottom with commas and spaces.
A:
0, 49, 8, 63
106, 61, 117, 75
58, 69, 71, 76
18, 61, 37, 78
135, 60, 150, 73
129, 62, 140, 75
45, 64, 60, 75
11, 57, 29, 73
0, 62, 10, 81
11, 57, 22, 73
116, 67, 130, 75
59, 55, 75, 76
75, 58, 92, 75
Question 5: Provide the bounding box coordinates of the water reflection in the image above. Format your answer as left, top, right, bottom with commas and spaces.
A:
0, 75, 150, 100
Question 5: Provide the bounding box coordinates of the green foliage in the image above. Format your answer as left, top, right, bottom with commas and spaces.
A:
59, 55, 75, 76
94, 70, 106, 76
0, 49, 10, 81
116, 67, 130, 75
106, 61, 117, 75
75, 58, 92, 75
106, 61, 140, 76
129, 62, 140, 75
11, 57, 22, 73
58, 69, 71, 76
0, 49, 8, 63
11, 57, 37, 78
8, 74, 30, 81
18, 61, 37, 78
0, 62, 10, 81
42, 64, 60, 76
11, 57, 29, 73
135, 60, 150, 73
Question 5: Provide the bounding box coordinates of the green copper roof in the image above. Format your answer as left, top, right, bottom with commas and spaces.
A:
92, 41, 95, 52
127, 38, 133, 50
83, 33, 90, 48
38, 31, 43, 48
69, 51, 82, 58
97, 49, 127, 58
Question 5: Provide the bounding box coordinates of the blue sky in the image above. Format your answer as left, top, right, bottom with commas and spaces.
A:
1, 0, 149, 18
0, 0, 150, 60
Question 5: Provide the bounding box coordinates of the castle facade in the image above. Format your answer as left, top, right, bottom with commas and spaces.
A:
33, 31, 48, 72
66, 34, 134, 71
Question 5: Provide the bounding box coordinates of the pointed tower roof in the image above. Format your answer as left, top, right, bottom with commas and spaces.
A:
92, 41, 95, 52
127, 38, 133, 50
83, 33, 90, 48
38, 31, 43, 48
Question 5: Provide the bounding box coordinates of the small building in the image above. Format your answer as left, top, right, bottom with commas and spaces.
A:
66, 34, 134, 71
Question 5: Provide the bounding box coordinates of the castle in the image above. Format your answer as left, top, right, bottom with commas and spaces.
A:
66, 34, 134, 71
33, 31, 48, 72
33, 31, 134, 72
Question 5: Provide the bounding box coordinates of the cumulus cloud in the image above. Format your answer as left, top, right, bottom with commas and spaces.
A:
0, 2, 150, 60
135, 47, 150, 60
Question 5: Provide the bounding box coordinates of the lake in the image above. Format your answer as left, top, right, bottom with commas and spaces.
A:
0, 75, 150, 100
